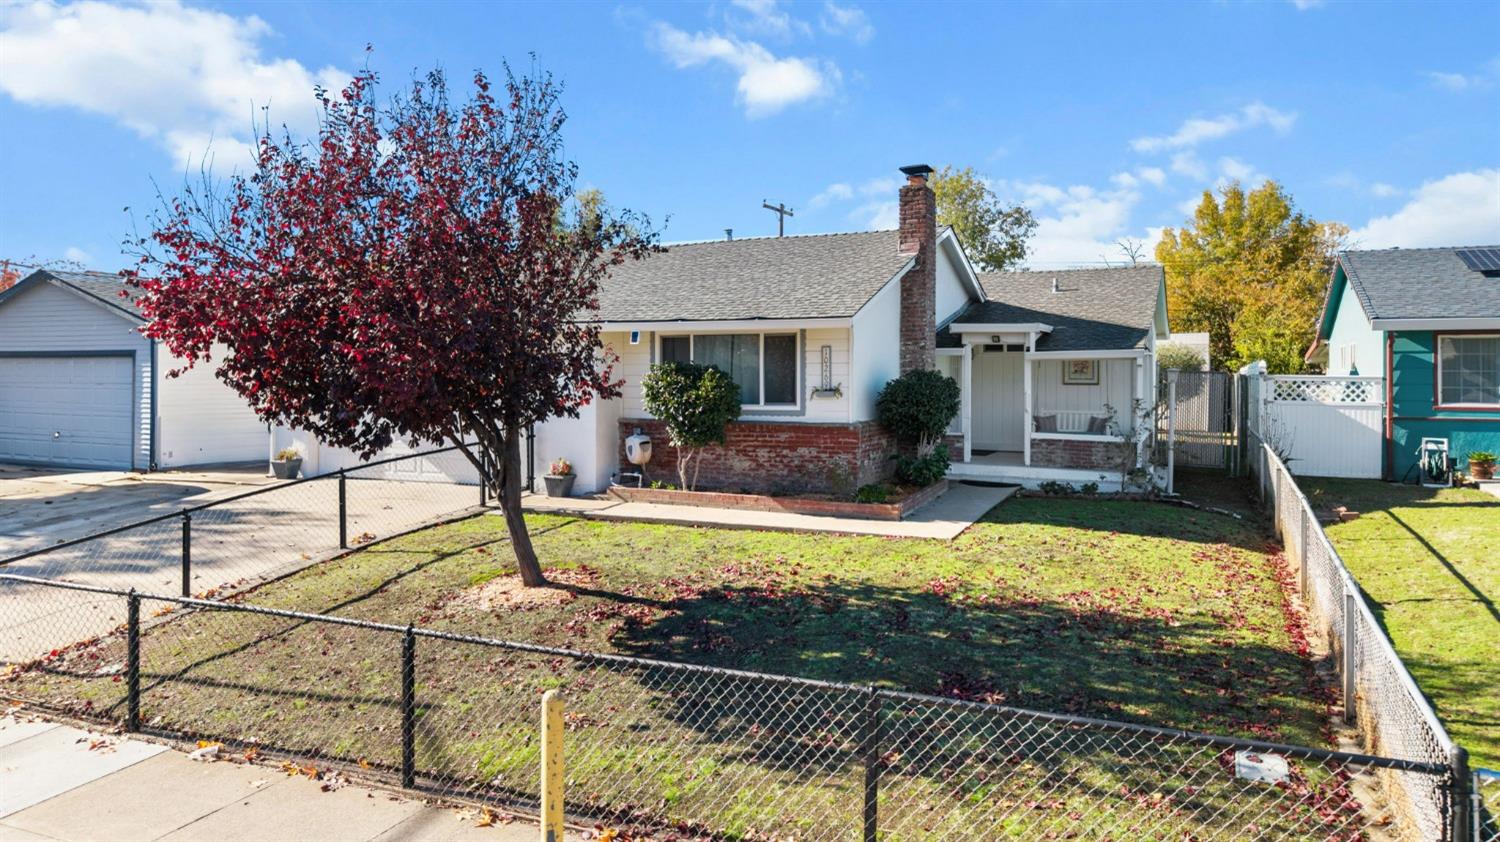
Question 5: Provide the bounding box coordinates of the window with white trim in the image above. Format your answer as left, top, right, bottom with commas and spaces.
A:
659, 333, 800, 407
1438, 335, 1500, 406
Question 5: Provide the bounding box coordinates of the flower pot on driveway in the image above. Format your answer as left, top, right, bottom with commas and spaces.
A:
1472, 461, 1496, 481
543, 474, 575, 497
271, 458, 302, 480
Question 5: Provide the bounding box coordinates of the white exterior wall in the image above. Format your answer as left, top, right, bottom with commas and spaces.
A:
850, 275, 901, 422
934, 242, 972, 326
614, 327, 853, 424
1326, 281, 1385, 377
1031, 358, 1137, 431
156, 347, 269, 467
0, 281, 152, 469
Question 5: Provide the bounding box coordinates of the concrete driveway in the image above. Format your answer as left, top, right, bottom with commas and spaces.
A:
0, 462, 277, 557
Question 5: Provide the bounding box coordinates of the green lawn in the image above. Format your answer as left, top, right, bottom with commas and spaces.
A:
1296, 478, 1500, 769
15, 498, 1354, 838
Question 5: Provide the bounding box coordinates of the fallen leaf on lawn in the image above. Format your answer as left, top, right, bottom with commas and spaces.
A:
357, 756, 371, 769
598, 829, 620, 842
243, 747, 260, 762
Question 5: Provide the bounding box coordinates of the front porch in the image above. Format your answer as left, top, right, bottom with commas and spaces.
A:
936, 326, 1154, 490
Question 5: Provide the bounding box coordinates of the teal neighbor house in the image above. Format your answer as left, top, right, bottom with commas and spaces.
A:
1308, 246, 1500, 480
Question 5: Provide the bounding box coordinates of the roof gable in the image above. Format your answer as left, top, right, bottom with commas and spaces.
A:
0, 269, 144, 323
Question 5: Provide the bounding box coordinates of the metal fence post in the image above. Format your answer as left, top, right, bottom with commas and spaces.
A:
401, 625, 416, 789
861, 686, 881, 842
479, 450, 488, 508
180, 510, 192, 598
1451, 745, 1473, 842
1299, 504, 1310, 597
1343, 588, 1357, 725
125, 590, 140, 732
541, 689, 565, 842
338, 470, 348, 550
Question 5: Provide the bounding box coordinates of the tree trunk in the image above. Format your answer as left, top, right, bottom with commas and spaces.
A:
677, 447, 691, 491
496, 423, 547, 587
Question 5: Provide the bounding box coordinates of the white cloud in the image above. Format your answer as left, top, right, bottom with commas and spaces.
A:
1351, 169, 1500, 249
1427, 71, 1475, 91
990, 179, 1160, 268
728, 0, 809, 38
857, 200, 898, 229
1170, 151, 1208, 181
0, 0, 347, 169
820, 2, 874, 43
1137, 167, 1167, 187
1216, 156, 1268, 187
807, 182, 853, 209
1289, 0, 1325, 10
1130, 102, 1296, 153
650, 22, 837, 116
1369, 182, 1401, 198
1425, 58, 1500, 91
62, 246, 92, 265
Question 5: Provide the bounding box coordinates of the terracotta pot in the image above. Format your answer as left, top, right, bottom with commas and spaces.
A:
1471, 461, 1496, 481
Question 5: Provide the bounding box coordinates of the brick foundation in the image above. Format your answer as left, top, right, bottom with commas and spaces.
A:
619, 419, 896, 495
1030, 437, 1126, 471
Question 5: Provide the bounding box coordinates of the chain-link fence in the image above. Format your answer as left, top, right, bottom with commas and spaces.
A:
1251, 442, 1486, 841
1161, 369, 1240, 473
0, 573, 1467, 841
0, 445, 487, 662
1477, 770, 1500, 842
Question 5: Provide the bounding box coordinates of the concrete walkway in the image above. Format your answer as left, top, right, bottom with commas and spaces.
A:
521, 481, 1016, 539
0, 714, 571, 842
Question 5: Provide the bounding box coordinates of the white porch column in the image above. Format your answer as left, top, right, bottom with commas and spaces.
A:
960, 346, 973, 463
1022, 333, 1034, 466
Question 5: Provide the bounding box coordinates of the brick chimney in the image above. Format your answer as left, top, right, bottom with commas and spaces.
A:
897, 163, 937, 373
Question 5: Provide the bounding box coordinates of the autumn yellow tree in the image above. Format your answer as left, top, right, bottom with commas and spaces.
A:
1156, 181, 1347, 372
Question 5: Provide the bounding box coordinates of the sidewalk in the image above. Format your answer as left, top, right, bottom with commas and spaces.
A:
520, 481, 1016, 540
0, 714, 571, 842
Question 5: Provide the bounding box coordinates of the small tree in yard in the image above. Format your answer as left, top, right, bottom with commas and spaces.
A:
876, 369, 960, 486
640, 362, 742, 491
125, 65, 657, 587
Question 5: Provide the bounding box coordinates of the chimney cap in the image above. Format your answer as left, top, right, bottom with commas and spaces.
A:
900, 164, 935, 177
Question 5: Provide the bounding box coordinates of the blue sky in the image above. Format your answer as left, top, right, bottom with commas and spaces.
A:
2, 0, 1497, 271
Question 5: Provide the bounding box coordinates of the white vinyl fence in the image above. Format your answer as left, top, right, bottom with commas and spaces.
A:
1243, 364, 1384, 478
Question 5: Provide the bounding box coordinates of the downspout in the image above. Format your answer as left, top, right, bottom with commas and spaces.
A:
1384, 332, 1394, 481
148, 340, 159, 472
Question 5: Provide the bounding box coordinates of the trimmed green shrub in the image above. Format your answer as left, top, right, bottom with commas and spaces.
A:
641, 361, 743, 490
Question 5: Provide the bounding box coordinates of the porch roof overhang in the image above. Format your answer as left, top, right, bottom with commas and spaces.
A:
1368, 317, 1500, 331
1025, 348, 1150, 360
948, 321, 1053, 336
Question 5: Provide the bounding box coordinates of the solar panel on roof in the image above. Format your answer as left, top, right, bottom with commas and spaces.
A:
1455, 247, 1500, 273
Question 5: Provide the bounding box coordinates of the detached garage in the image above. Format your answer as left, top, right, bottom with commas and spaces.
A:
0, 269, 268, 470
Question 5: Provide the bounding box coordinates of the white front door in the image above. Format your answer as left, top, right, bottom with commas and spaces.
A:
972, 349, 1024, 451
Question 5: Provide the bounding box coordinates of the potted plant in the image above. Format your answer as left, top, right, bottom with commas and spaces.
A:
543, 457, 575, 497
271, 447, 303, 480
1468, 450, 1496, 481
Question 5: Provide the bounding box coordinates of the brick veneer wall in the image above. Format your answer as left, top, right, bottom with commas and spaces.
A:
1030, 437, 1124, 471
619, 419, 896, 494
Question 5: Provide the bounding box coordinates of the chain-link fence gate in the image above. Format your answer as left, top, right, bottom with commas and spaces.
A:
1161, 369, 1240, 475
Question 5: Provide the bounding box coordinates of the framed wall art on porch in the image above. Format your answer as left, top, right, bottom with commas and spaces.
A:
1062, 359, 1099, 385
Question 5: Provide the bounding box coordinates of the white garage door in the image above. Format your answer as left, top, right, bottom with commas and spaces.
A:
0, 356, 135, 468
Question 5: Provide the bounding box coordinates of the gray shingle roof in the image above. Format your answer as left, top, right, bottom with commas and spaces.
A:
595, 229, 912, 322
1340, 246, 1500, 321
1, 269, 144, 320
940, 265, 1163, 352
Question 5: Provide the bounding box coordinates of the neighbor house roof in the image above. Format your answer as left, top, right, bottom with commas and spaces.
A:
595, 229, 914, 323
940, 264, 1165, 352
1338, 246, 1500, 324
0, 269, 143, 321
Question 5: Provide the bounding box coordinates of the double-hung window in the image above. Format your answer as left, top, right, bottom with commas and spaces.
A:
659, 333, 799, 407
1438, 335, 1500, 406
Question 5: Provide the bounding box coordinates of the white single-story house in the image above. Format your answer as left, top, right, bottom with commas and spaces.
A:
0, 269, 268, 471
280, 164, 1171, 494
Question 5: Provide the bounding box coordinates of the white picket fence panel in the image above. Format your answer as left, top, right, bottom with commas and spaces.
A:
1254, 374, 1384, 479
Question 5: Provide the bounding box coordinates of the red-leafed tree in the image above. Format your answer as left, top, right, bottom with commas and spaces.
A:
126, 65, 657, 586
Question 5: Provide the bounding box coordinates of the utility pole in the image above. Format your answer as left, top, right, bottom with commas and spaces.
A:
762, 200, 794, 237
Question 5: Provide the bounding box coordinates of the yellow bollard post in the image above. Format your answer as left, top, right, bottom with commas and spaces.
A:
540, 689, 564, 842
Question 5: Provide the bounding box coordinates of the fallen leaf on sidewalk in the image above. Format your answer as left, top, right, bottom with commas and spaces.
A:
188, 743, 221, 762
